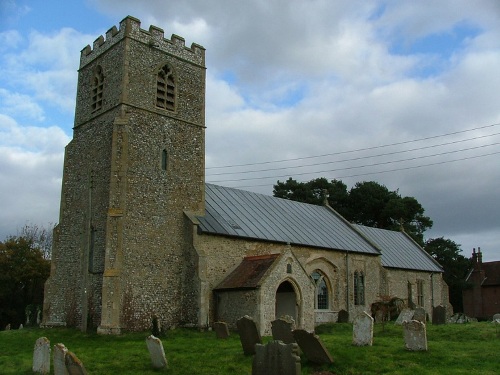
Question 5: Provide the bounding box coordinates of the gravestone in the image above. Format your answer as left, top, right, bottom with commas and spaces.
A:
395, 309, 414, 325
492, 313, 500, 322
338, 309, 349, 323
374, 309, 385, 323
53, 343, 69, 375
237, 315, 262, 355
213, 321, 230, 339
33, 337, 51, 374
352, 312, 374, 346
402, 320, 427, 351
65, 351, 88, 375
413, 307, 426, 322
146, 335, 167, 369
293, 329, 333, 364
271, 316, 295, 344
253, 340, 301, 375
432, 305, 446, 325
5, 323, 10, 330
19, 324, 23, 329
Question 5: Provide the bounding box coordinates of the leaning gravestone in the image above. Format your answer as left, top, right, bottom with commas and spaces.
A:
293, 329, 333, 364
395, 308, 414, 325
253, 340, 301, 375
338, 309, 349, 323
271, 316, 295, 344
402, 320, 427, 351
146, 335, 167, 369
65, 351, 88, 375
213, 321, 230, 339
352, 312, 374, 346
432, 305, 446, 325
413, 307, 426, 322
237, 315, 262, 355
53, 343, 69, 375
33, 337, 51, 374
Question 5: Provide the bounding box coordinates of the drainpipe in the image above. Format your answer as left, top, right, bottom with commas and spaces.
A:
430, 272, 434, 307
345, 250, 350, 316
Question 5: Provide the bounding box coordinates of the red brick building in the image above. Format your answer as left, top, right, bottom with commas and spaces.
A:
463, 248, 500, 319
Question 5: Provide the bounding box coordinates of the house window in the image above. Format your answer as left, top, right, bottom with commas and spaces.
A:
417, 280, 424, 306
91, 65, 104, 112
354, 271, 365, 305
161, 149, 168, 171
311, 270, 329, 310
156, 64, 175, 111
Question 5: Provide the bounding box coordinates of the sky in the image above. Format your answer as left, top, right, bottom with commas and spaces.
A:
1, 0, 499, 261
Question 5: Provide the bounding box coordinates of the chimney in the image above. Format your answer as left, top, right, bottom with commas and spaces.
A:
478, 247, 483, 265
472, 248, 477, 264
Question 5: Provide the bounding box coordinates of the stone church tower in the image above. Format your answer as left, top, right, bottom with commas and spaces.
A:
43, 16, 206, 333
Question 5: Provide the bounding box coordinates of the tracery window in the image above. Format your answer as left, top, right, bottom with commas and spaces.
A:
311, 270, 329, 310
156, 64, 175, 111
354, 271, 365, 305
91, 65, 104, 112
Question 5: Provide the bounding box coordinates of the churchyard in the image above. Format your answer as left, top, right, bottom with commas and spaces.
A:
1, 321, 499, 374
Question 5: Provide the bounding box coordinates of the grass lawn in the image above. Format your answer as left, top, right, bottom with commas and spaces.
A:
1, 322, 499, 374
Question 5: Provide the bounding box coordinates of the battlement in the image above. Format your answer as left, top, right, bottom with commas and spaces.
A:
80, 16, 205, 67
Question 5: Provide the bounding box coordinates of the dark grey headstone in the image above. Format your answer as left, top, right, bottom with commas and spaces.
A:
432, 305, 446, 325
338, 309, 349, 323
213, 321, 230, 339
402, 320, 427, 351
237, 315, 262, 355
413, 307, 426, 323
253, 340, 301, 375
271, 316, 295, 344
65, 351, 88, 375
292, 329, 333, 364
33, 337, 51, 374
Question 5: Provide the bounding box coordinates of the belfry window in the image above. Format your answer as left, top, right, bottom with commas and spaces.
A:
354, 271, 365, 305
91, 65, 104, 112
156, 64, 175, 111
311, 270, 329, 310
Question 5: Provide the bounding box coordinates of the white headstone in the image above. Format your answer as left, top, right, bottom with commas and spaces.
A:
53, 343, 69, 375
146, 335, 167, 369
402, 320, 427, 351
33, 337, 51, 374
352, 311, 374, 346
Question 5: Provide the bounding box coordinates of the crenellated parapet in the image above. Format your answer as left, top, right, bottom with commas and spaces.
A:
80, 16, 205, 68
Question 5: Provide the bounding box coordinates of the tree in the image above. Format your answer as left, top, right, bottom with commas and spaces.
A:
0, 232, 51, 329
274, 178, 432, 244
424, 237, 472, 313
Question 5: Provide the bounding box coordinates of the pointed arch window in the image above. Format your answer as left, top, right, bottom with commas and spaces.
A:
354, 271, 365, 305
311, 270, 329, 310
91, 65, 104, 112
156, 64, 175, 111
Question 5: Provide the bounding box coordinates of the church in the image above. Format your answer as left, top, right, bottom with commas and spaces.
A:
42, 16, 449, 335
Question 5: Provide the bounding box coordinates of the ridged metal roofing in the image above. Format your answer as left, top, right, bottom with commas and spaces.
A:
197, 184, 380, 255
352, 224, 443, 272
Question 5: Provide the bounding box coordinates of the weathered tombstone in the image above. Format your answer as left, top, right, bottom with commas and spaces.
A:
33, 337, 51, 374
395, 309, 414, 325
5, 323, 10, 330
402, 320, 427, 351
19, 323, 23, 329
237, 315, 262, 355
293, 329, 333, 364
432, 305, 446, 325
271, 316, 295, 344
213, 321, 230, 339
338, 309, 349, 323
352, 312, 374, 346
374, 309, 385, 323
253, 340, 301, 375
146, 335, 167, 369
413, 307, 426, 322
53, 343, 69, 375
65, 351, 88, 375
492, 313, 500, 322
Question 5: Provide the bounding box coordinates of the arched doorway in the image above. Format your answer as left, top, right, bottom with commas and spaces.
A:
275, 280, 299, 322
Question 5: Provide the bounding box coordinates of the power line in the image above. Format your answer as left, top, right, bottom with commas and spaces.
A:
206, 122, 500, 170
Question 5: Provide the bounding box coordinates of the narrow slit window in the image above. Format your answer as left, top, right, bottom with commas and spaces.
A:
161, 149, 168, 171
156, 65, 175, 111
354, 271, 365, 305
91, 66, 104, 112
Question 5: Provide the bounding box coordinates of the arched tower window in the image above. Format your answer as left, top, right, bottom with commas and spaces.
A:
311, 270, 329, 310
91, 65, 104, 112
354, 271, 365, 305
156, 64, 175, 111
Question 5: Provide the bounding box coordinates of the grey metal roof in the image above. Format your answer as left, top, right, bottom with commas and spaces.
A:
196, 184, 380, 255
352, 224, 443, 272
